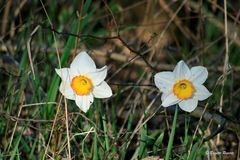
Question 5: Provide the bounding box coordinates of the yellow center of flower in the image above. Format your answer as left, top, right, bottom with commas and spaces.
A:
173, 79, 195, 100
71, 76, 93, 95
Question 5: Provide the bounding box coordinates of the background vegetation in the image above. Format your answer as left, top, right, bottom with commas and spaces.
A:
0, 0, 240, 159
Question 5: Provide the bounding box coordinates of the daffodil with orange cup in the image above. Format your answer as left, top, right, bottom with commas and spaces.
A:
154, 60, 212, 112
56, 51, 112, 113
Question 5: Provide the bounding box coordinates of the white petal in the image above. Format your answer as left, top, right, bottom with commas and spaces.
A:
75, 94, 94, 112
92, 81, 112, 98
194, 84, 212, 101
179, 98, 198, 112
190, 66, 208, 84
68, 67, 79, 80
59, 81, 75, 100
161, 91, 172, 102
173, 60, 191, 80
70, 51, 96, 74
154, 72, 174, 92
161, 93, 167, 102
162, 93, 180, 107
55, 68, 70, 81
88, 66, 107, 86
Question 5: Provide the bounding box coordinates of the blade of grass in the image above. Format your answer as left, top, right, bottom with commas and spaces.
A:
138, 124, 148, 158
153, 131, 165, 155
9, 128, 24, 160
29, 138, 38, 160
102, 113, 110, 152
183, 116, 190, 160
83, 0, 92, 14
165, 106, 178, 160
93, 132, 98, 160
121, 111, 133, 159
110, 101, 117, 157
188, 142, 199, 160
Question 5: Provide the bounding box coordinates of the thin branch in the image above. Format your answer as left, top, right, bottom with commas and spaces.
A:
64, 98, 71, 159
41, 25, 157, 71
44, 96, 62, 159
190, 107, 240, 139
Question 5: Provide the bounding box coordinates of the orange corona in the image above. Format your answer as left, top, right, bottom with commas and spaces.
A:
71, 75, 93, 95
173, 79, 195, 99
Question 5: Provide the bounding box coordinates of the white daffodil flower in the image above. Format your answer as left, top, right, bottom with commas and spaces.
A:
154, 60, 212, 112
55, 51, 112, 113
